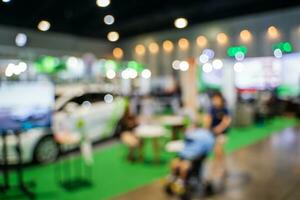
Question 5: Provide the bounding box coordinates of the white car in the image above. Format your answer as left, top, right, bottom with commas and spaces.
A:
0, 92, 126, 164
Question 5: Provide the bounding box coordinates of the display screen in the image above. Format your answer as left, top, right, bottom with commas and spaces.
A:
0, 81, 54, 132
234, 57, 281, 89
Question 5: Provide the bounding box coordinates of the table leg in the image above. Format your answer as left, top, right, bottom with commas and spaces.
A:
152, 138, 160, 164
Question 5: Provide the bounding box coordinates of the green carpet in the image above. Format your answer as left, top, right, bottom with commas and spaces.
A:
1, 117, 297, 200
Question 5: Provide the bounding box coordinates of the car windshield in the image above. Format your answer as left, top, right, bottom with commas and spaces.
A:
58, 93, 114, 111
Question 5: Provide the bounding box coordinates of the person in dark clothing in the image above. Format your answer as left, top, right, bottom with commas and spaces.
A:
204, 92, 231, 182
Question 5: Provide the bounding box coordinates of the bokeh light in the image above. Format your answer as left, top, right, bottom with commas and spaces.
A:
196, 36, 208, 48
135, 44, 146, 56
104, 15, 115, 25
107, 31, 119, 42
240, 29, 252, 43
216, 32, 229, 45
174, 18, 188, 29
178, 38, 189, 50
113, 47, 124, 59
268, 26, 280, 39
163, 40, 174, 52
38, 20, 51, 32
97, 0, 110, 7
148, 42, 159, 54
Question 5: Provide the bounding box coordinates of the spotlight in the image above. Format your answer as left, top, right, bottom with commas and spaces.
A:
38, 20, 51, 32
196, 36, 207, 48
216, 32, 228, 45
15, 33, 27, 47
135, 44, 146, 56
97, 0, 110, 7
107, 31, 119, 42
148, 42, 159, 54
178, 38, 189, 50
113, 47, 124, 59
174, 18, 188, 29
104, 15, 114, 25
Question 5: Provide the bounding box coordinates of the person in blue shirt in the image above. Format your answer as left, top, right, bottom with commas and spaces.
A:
204, 92, 232, 182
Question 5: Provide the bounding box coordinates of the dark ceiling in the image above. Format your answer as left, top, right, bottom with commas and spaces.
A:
0, 0, 300, 40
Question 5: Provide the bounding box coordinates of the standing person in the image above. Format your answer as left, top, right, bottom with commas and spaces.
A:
204, 92, 232, 183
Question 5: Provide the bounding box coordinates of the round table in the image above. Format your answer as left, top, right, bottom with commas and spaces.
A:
134, 125, 167, 163
157, 115, 186, 140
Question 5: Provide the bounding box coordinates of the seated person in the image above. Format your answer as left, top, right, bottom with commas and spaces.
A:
120, 103, 143, 161
203, 92, 231, 181
166, 124, 215, 194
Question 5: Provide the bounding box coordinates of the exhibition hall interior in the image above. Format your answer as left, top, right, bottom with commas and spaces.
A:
1, 0, 300, 200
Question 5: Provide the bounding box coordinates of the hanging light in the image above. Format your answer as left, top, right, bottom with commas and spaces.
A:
196, 36, 207, 48
38, 20, 51, 32
104, 15, 115, 25
216, 32, 228, 45
174, 18, 188, 29
113, 47, 124, 59
107, 31, 119, 42
135, 44, 146, 56
163, 40, 174, 52
148, 42, 159, 54
96, 0, 110, 7
178, 38, 189, 50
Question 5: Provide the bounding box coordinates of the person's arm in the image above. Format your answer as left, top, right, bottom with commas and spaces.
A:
203, 113, 212, 129
213, 115, 232, 135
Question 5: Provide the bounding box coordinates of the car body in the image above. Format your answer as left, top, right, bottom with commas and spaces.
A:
0, 91, 126, 165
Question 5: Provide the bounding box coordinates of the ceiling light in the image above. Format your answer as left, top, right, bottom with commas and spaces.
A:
15, 33, 27, 47
267, 26, 280, 39
135, 44, 146, 56
104, 15, 114, 25
174, 18, 188, 29
163, 40, 174, 52
113, 47, 124, 59
178, 38, 189, 50
148, 42, 159, 54
96, 0, 110, 7
2, 0, 11, 3
38, 20, 51, 32
107, 31, 119, 42
216, 32, 228, 45
240, 29, 252, 43
196, 36, 207, 48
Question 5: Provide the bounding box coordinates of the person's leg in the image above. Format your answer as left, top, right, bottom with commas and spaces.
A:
213, 135, 227, 178
170, 158, 181, 176
178, 160, 192, 182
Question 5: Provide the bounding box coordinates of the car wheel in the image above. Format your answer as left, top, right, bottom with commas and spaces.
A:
34, 136, 59, 164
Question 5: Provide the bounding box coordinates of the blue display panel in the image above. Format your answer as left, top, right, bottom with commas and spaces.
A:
0, 81, 54, 132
